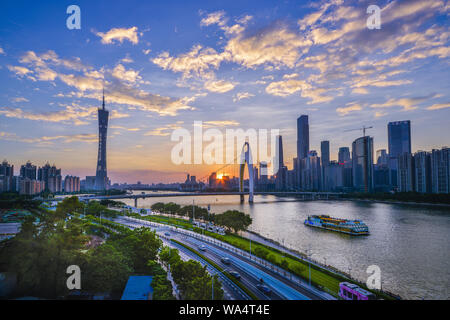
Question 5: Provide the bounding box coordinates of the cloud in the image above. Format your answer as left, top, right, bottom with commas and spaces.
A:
375, 111, 387, 118
336, 103, 362, 116
0, 131, 98, 144
144, 121, 184, 136
265, 79, 310, 97
204, 80, 236, 93
426, 102, 450, 110
233, 92, 254, 102
371, 93, 439, 111
7, 65, 32, 77
225, 23, 311, 69
96, 81, 196, 116
59, 73, 103, 91
110, 109, 130, 119
203, 120, 240, 128
95, 27, 139, 45
112, 64, 141, 83
11, 97, 29, 103
200, 11, 227, 27
0, 105, 97, 125
0, 47, 5, 55
352, 88, 369, 95
110, 125, 141, 131
20, 50, 87, 71
120, 55, 134, 64
152, 45, 227, 79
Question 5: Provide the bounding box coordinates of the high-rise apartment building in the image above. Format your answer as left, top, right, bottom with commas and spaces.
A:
296, 115, 309, 189
64, 176, 81, 193
301, 150, 321, 191
0, 160, 14, 192
20, 161, 37, 180
321, 141, 330, 190
431, 148, 450, 194
414, 151, 431, 193
352, 136, 374, 193
397, 152, 415, 192
388, 121, 411, 188
38, 163, 62, 193
297, 115, 309, 160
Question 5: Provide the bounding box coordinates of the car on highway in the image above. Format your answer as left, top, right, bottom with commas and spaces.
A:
221, 257, 231, 265
256, 284, 272, 295
227, 271, 241, 280
164, 232, 171, 237
198, 245, 207, 251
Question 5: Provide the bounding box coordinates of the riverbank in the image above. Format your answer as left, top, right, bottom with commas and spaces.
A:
340, 198, 450, 208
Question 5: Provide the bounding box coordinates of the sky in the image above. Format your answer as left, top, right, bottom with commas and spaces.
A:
0, 0, 449, 184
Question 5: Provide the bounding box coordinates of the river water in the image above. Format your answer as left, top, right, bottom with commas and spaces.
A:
122, 192, 450, 299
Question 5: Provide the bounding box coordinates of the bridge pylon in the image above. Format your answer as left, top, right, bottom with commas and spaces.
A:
239, 142, 254, 203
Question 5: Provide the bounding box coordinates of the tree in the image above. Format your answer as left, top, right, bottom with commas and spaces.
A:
112, 227, 162, 272
171, 259, 223, 300
159, 246, 181, 268
214, 210, 252, 233
4, 214, 88, 298
151, 202, 165, 212
84, 244, 133, 293
164, 202, 181, 215
146, 260, 175, 300
55, 196, 84, 219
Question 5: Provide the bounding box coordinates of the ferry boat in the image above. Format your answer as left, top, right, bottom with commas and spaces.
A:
304, 215, 369, 235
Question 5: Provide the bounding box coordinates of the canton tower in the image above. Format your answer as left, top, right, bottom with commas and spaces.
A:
95, 90, 109, 190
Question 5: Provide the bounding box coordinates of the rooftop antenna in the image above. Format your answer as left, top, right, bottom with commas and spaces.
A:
102, 87, 105, 110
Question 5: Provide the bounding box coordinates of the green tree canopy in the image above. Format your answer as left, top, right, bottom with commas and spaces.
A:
214, 210, 252, 233
84, 244, 133, 293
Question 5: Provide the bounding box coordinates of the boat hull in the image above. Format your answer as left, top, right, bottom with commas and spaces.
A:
304, 220, 370, 236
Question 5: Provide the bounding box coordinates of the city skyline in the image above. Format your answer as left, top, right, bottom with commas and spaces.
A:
0, 0, 449, 183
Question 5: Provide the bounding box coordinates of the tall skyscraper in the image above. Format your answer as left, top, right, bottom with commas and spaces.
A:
275, 135, 287, 190
300, 150, 321, 191
376, 149, 388, 166
296, 115, 309, 190
388, 121, 411, 188
321, 141, 330, 191
352, 136, 374, 193
297, 115, 309, 160
95, 90, 109, 191
259, 162, 268, 184
276, 135, 284, 172
388, 121, 411, 157
320, 141, 330, 167
338, 147, 351, 164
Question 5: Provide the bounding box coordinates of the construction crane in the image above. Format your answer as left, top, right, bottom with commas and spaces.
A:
344, 125, 373, 137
